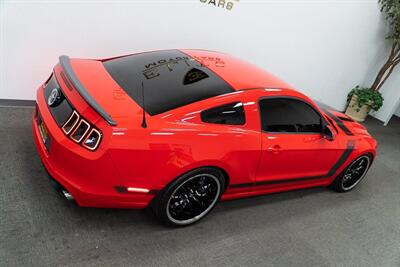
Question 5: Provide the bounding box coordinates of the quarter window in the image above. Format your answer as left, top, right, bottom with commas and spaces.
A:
201, 102, 245, 125
259, 98, 323, 133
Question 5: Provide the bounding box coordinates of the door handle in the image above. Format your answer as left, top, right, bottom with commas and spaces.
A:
267, 145, 281, 154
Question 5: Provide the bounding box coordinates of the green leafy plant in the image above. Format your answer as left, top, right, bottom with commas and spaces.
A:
371, 0, 400, 92
347, 1, 399, 113
348, 86, 384, 112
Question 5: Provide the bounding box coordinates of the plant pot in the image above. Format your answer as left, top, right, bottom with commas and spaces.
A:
345, 95, 370, 122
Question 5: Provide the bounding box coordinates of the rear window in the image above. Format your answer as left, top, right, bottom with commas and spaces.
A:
103, 50, 234, 115
201, 102, 245, 125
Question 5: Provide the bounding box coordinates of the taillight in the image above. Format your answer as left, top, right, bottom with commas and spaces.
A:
62, 111, 80, 134
62, 110, 102, 151
71, 119, 90, 143
82, 128, 102, 151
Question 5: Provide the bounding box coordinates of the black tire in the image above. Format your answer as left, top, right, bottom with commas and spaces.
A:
152, 167, 225, 227
331, 154, 372, 192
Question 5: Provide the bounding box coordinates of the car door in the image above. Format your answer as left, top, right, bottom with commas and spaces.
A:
256, 97, 345, 183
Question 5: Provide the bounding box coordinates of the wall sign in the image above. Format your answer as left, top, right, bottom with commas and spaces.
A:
200, 0, 239, 11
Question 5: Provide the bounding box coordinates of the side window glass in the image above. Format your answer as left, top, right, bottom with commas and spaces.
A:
259, 98, 323, 133
201, 102, 245, 125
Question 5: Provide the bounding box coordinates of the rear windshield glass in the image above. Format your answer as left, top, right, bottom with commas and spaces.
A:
103, 50, 234, 115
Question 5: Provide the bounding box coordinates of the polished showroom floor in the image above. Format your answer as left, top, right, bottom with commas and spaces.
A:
1, 106, 399, 266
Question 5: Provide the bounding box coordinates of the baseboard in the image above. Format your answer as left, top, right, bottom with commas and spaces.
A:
0, 99, 35, 107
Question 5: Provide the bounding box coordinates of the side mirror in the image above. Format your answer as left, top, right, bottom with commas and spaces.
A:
323, 125, 335, 141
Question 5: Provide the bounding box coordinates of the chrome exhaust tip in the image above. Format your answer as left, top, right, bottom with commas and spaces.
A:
62, 190, 74, 201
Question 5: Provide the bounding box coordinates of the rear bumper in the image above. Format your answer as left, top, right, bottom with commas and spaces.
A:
32, 85, 154, 209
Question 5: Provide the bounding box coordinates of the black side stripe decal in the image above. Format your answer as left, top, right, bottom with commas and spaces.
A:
229, 140, 355, 189
326, 140, 355, 176
323, 109, 354, 136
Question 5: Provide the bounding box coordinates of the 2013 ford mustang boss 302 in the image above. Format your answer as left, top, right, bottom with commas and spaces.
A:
33, 49, 377, 226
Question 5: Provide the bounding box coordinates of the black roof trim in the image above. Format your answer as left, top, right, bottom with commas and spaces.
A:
102, 50, 234, 115
59, 55, 117, 126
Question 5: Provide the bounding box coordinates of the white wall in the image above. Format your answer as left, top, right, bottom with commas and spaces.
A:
1, 0, 400, 123
395, 104, 400, 117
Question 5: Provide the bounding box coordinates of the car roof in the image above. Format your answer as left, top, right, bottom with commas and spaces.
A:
180, 49, 294, 91
102, 49, 235, 116
100, 49, 297, 119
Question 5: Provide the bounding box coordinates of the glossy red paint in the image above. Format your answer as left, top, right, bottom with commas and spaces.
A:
32, 49, 377, 209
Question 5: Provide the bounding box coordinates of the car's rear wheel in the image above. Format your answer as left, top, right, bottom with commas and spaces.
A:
331, 154, 371, 192
152, 167, 225, 227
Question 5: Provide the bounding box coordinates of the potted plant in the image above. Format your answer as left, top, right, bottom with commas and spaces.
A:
345, 0, 399, 121
346, 86, 384, 121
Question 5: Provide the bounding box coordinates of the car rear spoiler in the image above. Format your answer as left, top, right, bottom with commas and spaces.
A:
59, 55, 117, 126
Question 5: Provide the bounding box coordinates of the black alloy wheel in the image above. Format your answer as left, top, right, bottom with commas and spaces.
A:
332, 155, 371, 192
153, 168, 224, 227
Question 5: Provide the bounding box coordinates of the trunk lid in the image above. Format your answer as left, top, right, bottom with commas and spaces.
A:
59, 57, 143, 127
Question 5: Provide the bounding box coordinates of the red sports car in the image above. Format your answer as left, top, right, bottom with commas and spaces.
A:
33, 49, 377, 226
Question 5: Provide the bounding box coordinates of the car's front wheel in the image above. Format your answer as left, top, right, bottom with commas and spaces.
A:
331, 154, 372, 192
152, 167, 225, 227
